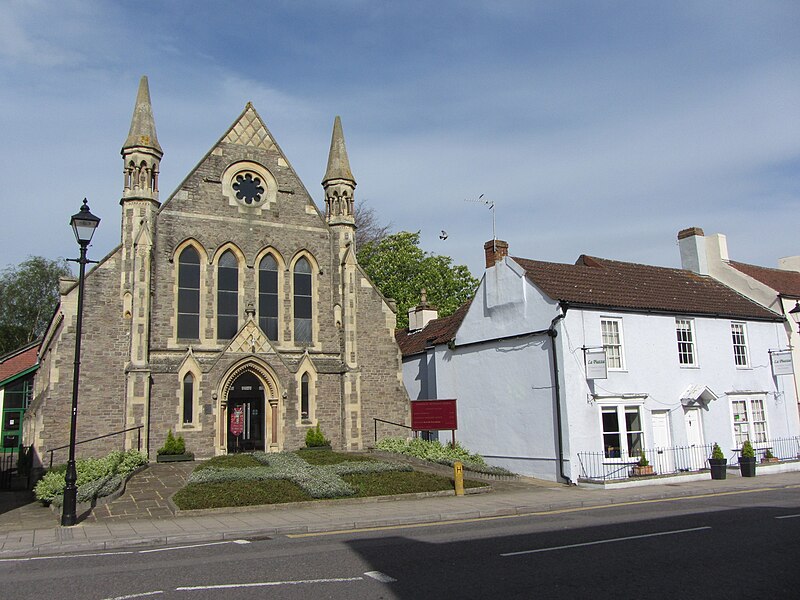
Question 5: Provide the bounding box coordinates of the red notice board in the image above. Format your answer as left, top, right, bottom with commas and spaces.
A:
411, 399, 457, 431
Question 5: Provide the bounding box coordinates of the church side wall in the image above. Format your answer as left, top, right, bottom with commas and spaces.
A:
355, 274, 411, 444
37, 252, 129, 464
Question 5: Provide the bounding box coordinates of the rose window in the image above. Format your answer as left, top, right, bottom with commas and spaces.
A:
232, 173, 265, 205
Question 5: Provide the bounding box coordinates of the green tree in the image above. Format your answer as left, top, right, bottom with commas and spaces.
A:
0, 256, 72, 354
358, 231, 479, 329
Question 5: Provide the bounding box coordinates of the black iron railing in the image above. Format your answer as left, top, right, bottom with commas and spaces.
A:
578, 436, 800, 482
0, 446, 17, 490
47, 425, 143, 469
373, 418, 412, 442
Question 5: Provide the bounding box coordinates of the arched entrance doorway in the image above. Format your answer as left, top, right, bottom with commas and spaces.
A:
226, 372, 265, 453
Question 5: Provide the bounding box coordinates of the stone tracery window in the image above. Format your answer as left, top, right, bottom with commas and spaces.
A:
258, 254, 279, 340
217, 250, 239, 340
177, 246, 201, 339
293, 257, 312, 344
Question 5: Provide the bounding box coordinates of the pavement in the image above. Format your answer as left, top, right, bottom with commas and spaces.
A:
1, 461, 799, 559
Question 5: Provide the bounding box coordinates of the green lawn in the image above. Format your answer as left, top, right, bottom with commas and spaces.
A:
172, 450, 487, 510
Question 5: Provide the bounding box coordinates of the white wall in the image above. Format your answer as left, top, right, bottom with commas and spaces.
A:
559, 308, 799, 478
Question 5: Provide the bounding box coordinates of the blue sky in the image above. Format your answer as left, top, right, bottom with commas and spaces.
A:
1, 1, 798, 277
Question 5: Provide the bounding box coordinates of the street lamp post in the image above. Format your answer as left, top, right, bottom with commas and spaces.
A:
61, 199, 100, 527
789, 301, 800, 335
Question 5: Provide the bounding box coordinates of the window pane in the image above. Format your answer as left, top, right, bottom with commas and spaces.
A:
179, 288, 200, 313
295, 257, 311, 274
294, 296, 312, 319
218, 292, 239, 315
260, 317, 278, 341
294, 273, 311, 296
183, 374, 193, 424
178, 314, 199, 339
301, 373, 309, 419
219, 267, 238, 290
295, 318, 312, 343
259, 254, 277, 271
178, 263, 200, 288
219, 251, 237, 268
218, 315, 238, 340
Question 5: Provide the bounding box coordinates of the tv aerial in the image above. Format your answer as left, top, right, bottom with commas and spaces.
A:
464, 194, 496, 249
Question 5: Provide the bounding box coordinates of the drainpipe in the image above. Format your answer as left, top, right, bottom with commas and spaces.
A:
547, 304, 572, 485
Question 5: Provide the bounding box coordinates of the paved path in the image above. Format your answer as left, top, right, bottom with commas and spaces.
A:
1, 465, 799, 559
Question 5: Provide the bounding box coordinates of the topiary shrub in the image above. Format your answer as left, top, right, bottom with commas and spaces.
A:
305, 424, 330, 448
711, 443, 725, 460
158, 430, 187, 456
741, 440, 755, 458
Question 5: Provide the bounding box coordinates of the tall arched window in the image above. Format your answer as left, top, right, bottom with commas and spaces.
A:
301, 373, 310, 420
258, 254, 279, 340
177, 246, 200, 339
293, 257, 312, 343
217, 250, 239, 340
182, 373, 194, 424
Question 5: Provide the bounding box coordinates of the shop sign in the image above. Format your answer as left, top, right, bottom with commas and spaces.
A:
771, 351, 794, 376
585, 348, 608, 380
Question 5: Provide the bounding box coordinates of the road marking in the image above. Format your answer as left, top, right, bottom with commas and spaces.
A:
364, 570, 397, 583
99, 593, 163, 600
0, 551, 134, 563
775, 514, 800, 519
500, 526, 712, 557
176, 577, 364, 591
287, 486, 778, 538
139, 540, 250, 554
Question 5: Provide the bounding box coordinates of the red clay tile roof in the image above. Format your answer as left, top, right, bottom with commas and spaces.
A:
0, 342, 39, 384
728, 261, 800, 298
513, 255, 782, 321
395, 301, 471, 357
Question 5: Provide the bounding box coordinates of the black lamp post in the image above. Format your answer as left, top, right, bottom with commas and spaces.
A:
789, 301, 800, 335
61, 199, 100, 527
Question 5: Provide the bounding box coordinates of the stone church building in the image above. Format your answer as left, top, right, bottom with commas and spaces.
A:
25, 77, 409, 464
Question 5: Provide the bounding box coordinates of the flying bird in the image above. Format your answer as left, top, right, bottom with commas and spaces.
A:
439, 230, 448, 240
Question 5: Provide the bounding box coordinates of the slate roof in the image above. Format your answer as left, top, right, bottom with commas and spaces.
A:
513, 255, 782, 321
0, 341, 39, 385
395, 301, 471, 357
728, 261, 800, 298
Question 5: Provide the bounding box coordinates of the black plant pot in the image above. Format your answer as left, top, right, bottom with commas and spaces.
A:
709, 458, 727, 480
739, 456, 757, 477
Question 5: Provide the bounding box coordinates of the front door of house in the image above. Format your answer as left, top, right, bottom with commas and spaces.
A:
227, 373, 265, 453
683, 407, 705, 471
651, 411, 674, 475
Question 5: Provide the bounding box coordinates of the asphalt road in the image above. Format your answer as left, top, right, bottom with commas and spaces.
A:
2, 485, 799, 599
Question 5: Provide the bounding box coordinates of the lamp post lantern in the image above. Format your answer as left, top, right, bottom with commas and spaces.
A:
61, 198, 100, 527
789, 301, 800, 335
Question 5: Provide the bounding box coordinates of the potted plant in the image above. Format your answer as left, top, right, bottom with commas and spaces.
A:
761, 448, 779, 464
709, 443, 727, 480
739, 440, 756, 477
156, 430, 194, 462
631, 449, 654, 477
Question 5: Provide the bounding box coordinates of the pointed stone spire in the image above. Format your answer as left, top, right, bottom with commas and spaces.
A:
322, 116, 355, 185
323, 116, 356, 225
122, 76, 162, 156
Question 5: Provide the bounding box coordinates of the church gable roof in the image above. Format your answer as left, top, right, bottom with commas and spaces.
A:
221, 103, 278, 151
514, 255, 782, 321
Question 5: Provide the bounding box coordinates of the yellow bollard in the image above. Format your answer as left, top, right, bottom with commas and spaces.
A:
454, 460, 464, 496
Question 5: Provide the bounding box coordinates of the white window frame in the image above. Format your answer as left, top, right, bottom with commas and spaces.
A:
599, 400, 645, 461
730, 322, 750, 368
601, 318, 626, 371
729, 394, 768, 448
675, 318, 697, 367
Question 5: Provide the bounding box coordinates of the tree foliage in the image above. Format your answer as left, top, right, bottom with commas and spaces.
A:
357, 231, 479, 329
0, 256, 72, 354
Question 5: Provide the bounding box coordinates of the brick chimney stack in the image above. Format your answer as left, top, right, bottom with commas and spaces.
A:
484, 240, 509, 268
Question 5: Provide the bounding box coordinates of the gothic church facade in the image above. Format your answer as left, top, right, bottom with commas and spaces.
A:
25, 77, 409, 463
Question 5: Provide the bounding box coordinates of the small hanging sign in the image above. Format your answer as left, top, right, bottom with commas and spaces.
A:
770, 350, 794, 377
585, 348, 608, 380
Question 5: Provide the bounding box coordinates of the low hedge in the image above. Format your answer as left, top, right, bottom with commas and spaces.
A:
34, 449, 148, 506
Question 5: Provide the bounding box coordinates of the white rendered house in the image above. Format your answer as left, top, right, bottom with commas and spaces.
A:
678, 227, 800, 415
397, 241, 800, 483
